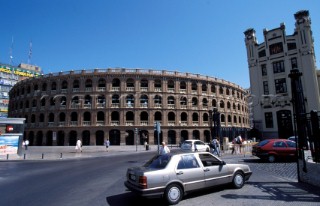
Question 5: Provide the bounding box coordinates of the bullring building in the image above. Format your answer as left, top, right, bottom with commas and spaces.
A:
8, 69, 249, 146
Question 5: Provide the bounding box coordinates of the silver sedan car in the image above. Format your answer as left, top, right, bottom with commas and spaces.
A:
124, 151, 252, 205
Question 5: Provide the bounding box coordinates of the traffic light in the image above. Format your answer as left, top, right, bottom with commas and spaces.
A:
154, 122, 161, 133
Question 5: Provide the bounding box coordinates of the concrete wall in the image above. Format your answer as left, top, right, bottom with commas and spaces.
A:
298, 159, 320, 187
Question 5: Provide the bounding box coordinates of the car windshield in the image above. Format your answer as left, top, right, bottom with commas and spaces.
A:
182, 141, 192, 145
257, 140, 269, 147
143, 154, 171, 169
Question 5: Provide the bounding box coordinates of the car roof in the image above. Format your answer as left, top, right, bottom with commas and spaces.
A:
183, 139, 203, 143
265, 139, 295, 142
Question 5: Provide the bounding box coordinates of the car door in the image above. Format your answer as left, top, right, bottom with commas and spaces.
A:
194, 140, 206, 151
175, 154, 205, 191
272, 140, 288, 157
198, 153, 230, 187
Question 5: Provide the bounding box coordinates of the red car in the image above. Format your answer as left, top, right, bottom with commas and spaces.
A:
252, 139, 297, 163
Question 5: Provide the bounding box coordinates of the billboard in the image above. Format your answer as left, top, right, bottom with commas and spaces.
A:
0, 135, 20, 155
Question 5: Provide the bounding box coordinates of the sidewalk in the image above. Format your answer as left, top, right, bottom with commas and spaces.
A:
0, 145, 245, 161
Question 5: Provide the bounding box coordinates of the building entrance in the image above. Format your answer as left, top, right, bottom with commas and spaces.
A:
277, 110, 293, 139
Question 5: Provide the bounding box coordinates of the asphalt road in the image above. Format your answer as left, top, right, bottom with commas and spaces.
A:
0, 152, 319, 206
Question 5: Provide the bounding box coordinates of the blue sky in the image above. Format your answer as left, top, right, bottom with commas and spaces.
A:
0, 0, 319, 88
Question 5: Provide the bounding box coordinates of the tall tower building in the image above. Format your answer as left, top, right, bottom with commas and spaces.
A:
244, 10, 319, 139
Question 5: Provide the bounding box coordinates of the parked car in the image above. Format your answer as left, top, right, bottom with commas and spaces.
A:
288, 136, 298, 142
180, 140, 210, 152
252, 139, 297, 163
124, 151, 252, 205
288, 136, 310, 149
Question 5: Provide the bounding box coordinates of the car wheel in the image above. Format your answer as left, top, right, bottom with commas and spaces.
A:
268, 155, 276, 163
164, 183, 183, 205
232, 171, 245, 189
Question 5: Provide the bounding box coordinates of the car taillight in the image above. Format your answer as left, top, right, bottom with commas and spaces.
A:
139, 176, 147, 189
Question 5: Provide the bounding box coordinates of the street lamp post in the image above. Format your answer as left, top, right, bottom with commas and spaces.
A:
208, 109, 213, 141
212, 108, 221, 147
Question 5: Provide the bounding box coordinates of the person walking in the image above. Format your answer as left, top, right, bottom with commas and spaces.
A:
105, 139, 110, 152
235, 134, 242, 154
211, 138, 221, 157
23, 139, 29, 150
159, 141, 170, 155
75, 138, 82, 152
231, 137, 236, 155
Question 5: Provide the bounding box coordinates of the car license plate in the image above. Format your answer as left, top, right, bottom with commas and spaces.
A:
129, 174, 136, 181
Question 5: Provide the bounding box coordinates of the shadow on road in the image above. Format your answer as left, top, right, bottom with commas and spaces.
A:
106, 192, 167, 206
221, 181, 320, 203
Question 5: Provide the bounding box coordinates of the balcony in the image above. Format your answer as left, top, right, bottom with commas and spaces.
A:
111, 103, 120, 108
140, 121, 148, 126
192, 121, 199, 126
125, 121, 134, 126
85, 87, 93, 92
72, 88, 80, 92
59, 122, 66, 126
126, 87, 134, 92
111, 121, 119, 126
83, 104, 92, 109
48, 122, 55, 127
168, 121, 175, 126
96, 103, 105, 108
140, 103, 148, 108
71, 104, 80, 109
168, 104, 175, 109
140, 87, 148, 92
83, 121, 91, 126
180, 105, 187, 109
168, 88, 174, 93
70, 121, 78, 126
111, 87, 120, 92
96, 121, 105, 126
154, 103, 162, 108
61, 89, 67, 93
154, 88, 162, 92
180, 89, 186, 93
97, 87, 106, 92
126, 103, 133, 108
179, 121, 187, 126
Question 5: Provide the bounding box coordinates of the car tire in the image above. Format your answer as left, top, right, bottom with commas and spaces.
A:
268, 155, 276, 163
232, 171, 245, 189
164, 183, 183, 205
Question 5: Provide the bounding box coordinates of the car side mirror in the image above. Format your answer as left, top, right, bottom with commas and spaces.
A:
220, 161, 226, 165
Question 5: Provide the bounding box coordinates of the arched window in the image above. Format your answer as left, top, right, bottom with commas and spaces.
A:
180, 81, 186, 90
168, 80, 174, 89
168, 96, 175, 105
191, 82, 197, 91
220, 100, 224, 108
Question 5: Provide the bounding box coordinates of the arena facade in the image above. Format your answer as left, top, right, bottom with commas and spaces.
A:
8, 68, 249, 147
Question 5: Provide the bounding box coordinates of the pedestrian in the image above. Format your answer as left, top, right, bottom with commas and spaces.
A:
75, 138, 82, 152
105, 139, 110, 152
231, 137, 236, 155
24, 139, 29, 150
22, 140, 26, 149
159, 141, 170, 155
235, 134, 242, 154
211, 138, 221, 157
